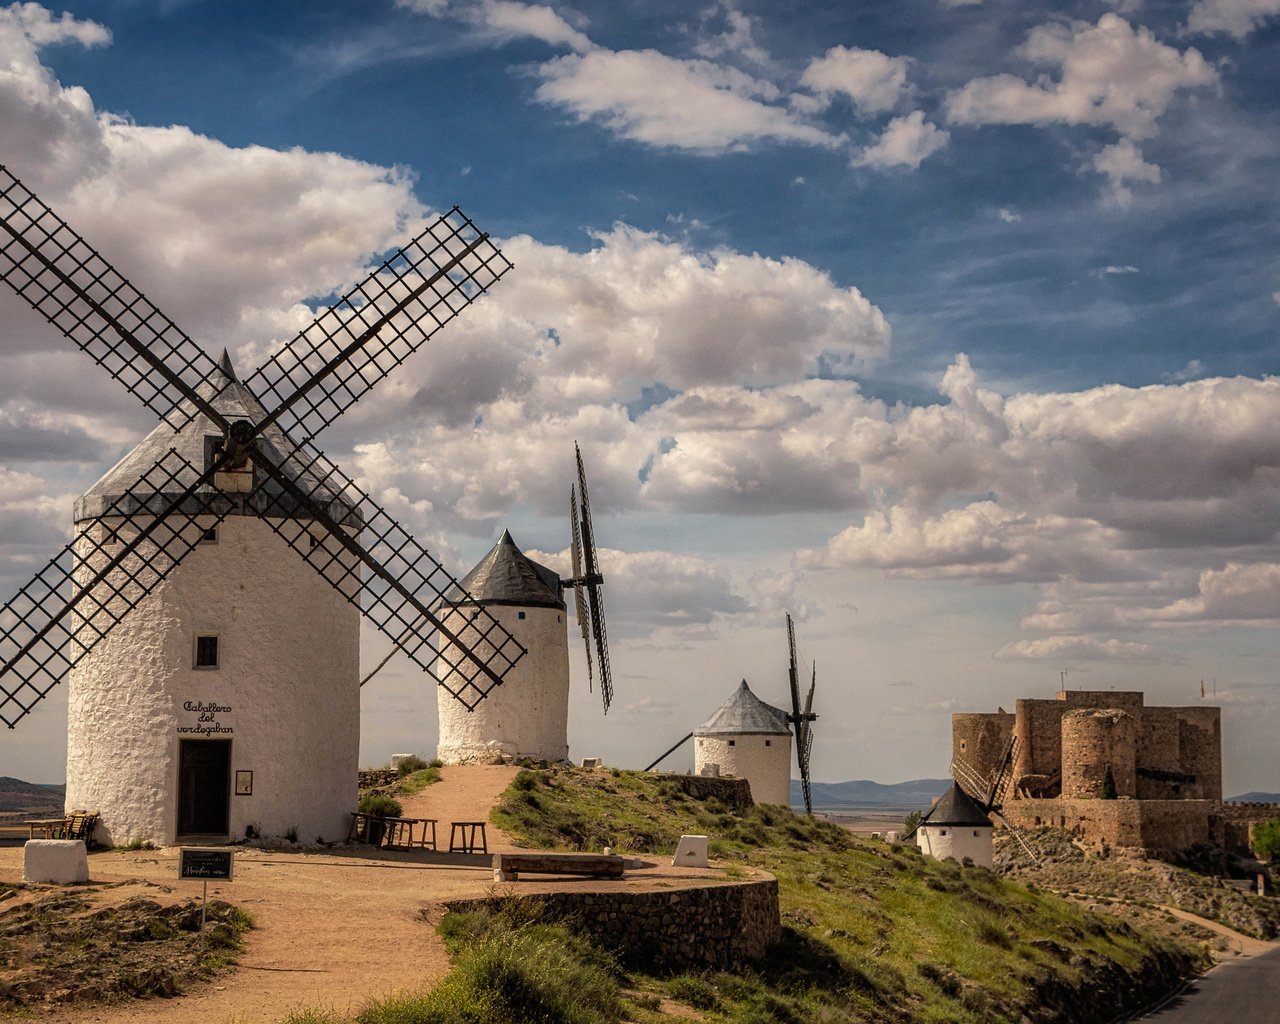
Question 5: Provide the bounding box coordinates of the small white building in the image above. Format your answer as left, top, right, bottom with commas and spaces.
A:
435, 531, 570, 764
65, 354, 361, 847
915, 782, 994, 868
693, 680, 793, 807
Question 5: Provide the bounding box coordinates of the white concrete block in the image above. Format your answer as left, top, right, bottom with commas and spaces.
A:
673, 834, 709, 868
580, 757, 602, 768
24, 840, 89, 884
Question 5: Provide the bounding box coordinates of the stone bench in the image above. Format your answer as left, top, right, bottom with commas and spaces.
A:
24, 839, 89, 884
493, 852, 625, 882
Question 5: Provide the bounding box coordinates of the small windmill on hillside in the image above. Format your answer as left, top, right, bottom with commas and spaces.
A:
433, 443, 616, 763
0, 163, 524, 844
645, 614, 818, 814
943, 737, 1039, 863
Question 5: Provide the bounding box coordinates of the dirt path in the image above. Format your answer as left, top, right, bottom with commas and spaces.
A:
1157, 905, 1280, 959
2, 766, 744, 1023
397, 764, 521, 852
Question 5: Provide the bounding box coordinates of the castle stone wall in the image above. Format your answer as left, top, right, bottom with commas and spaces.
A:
952, 712, 1014, 783
1061, 709, 1136, 799
1175, 707, 1222, 800
1013, 699, 1064, 784
1003, 799, 1214, 854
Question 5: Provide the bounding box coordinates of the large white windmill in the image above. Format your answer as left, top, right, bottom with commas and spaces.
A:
0, 165, 525, 845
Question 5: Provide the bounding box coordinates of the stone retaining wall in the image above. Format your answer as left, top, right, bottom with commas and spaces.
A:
658, 773, 754, 812
357, 769, 399, 790
445, 877, 779, 971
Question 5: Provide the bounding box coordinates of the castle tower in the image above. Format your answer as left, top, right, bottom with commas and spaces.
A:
65, 353, 361, 847
435, 531, 570, 764
916, 782, 994, 868
694, 680, 792, 807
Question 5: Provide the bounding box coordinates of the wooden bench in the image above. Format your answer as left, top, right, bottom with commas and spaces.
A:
449, 821, 487, 854
492, 852, 625, 881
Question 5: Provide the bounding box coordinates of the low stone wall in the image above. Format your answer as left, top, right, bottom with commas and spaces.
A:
656, 773, 754, 812
357, 769, 398, 790
445, 877, 779, 971
1003, 798, 1215, 854
1212, 802, 1280, 855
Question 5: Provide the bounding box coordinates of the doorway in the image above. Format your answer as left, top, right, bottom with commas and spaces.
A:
177, 739, 231, 836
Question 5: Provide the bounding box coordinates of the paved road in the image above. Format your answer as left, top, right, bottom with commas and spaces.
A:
1138, 945, 1280, 1022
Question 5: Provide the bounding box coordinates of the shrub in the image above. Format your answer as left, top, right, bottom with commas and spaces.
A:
395, 755, 430, 776
358, 793, 403, 818
513, 769, 540, 792
429, 758, 444, 769
1253, 820, 1280, 862
668, 974, 720, 1011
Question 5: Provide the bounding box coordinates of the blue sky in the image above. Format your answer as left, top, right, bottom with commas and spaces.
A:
0, 0, 1277, 792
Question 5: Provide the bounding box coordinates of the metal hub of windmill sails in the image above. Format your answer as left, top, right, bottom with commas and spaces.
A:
562, 443, 613, 714
0, 163, 528, 727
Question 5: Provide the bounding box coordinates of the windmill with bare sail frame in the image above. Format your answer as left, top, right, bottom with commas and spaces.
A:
0, 164, 525, 844
432, 443, 616, 764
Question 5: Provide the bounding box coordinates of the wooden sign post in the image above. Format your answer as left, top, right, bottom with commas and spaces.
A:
179, 847, 234, 946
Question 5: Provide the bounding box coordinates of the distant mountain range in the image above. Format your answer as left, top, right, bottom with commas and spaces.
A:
792, 778, 951, 809
0, 776, 65, 817
1227, 792, 1280, 804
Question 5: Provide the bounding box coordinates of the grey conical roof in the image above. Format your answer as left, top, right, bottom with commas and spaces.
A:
921, 782, 993, 827
75, 351, 359, 525
695, 680, 791, 736
445, 529, 564, 609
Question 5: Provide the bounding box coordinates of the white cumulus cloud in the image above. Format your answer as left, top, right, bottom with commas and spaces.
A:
854, 111, 949, 170
1187, 0, 1280, 39
800, 46, 913, 114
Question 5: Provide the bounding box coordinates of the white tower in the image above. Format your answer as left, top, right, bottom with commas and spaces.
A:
435, 531, 570, 764
694, 680, 793, 807
916, 782, 994, 868
64, 355, 361, 847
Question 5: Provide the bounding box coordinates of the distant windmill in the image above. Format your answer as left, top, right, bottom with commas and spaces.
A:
949, 737, 1039, 863
645, 614, 818, 815
432, 443, 616, 764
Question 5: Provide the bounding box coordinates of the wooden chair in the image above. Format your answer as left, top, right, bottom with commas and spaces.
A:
61, 811, 99, 850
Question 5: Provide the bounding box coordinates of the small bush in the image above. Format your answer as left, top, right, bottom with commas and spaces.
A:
395, 755, 431, 776
428, 758, 444, 769
285, 826, 300, 844
668, 974, 720, 1011
358, 793, 403, 818
513, 769, 540, 791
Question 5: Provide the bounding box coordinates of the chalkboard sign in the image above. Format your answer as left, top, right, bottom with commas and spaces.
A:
179, 847, 234, 880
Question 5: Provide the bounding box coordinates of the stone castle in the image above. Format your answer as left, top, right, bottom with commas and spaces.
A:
954, 690, 1278, 857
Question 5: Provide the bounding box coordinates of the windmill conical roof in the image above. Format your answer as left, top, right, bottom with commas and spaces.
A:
695, 680, 791, 736
445, 529, 564, 609
920, 782, 993, 827
75, 352, 359, 525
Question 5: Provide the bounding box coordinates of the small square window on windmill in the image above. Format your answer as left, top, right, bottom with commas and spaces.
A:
0, 163, 534, 844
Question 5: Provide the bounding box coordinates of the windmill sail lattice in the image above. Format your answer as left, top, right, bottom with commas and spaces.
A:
565, 444, 613, 714
786, 613, 819, 815
0, 162, 525, 726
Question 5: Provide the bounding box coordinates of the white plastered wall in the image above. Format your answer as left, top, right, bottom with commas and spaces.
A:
694, 733, 792, 806
65, 515, 360, 846
916, 824, 994, 868
436, 603, 570, 763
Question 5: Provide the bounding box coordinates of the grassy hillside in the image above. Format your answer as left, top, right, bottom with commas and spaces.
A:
490, 767, 1203, 1024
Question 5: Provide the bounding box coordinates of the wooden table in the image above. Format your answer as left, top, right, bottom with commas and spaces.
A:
24, 817, 67, 839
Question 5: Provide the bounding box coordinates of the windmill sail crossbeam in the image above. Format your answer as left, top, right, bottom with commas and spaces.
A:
0, 163, 525, 726
0, 167, 220, 432
244, 207, 513, 442
248, 442, 526, 708
569, 447, 613, 714
0, 450, 228, 728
